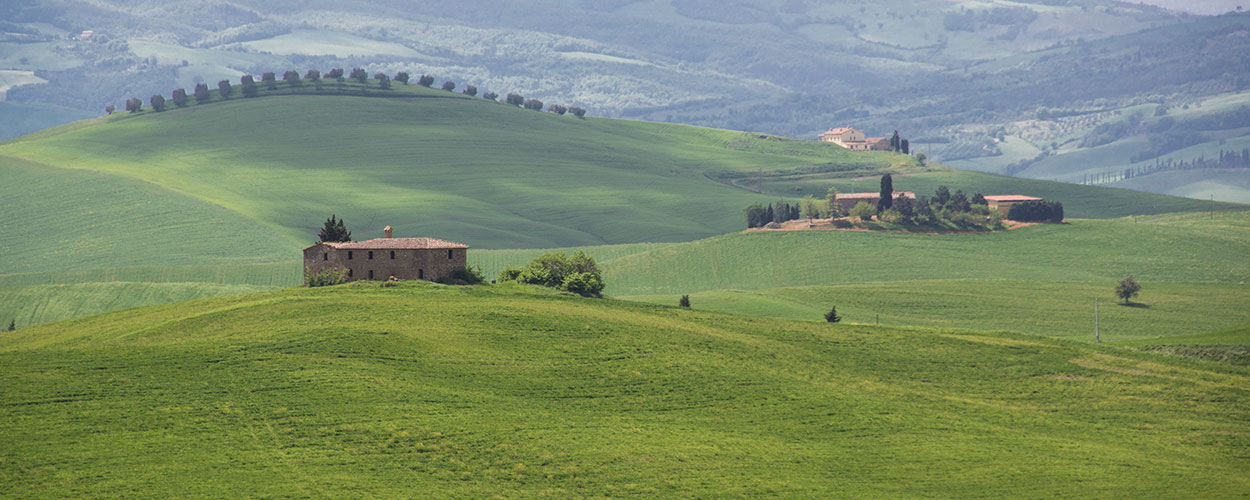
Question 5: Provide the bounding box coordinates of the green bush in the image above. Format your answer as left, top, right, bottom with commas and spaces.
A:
438, 266, 486, 285
562, 272, 604, 297
498, 266, 522, 282
850, 202, 876, 221
305, 267, 349, 287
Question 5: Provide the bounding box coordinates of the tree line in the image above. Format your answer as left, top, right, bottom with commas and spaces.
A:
1086, 148, 1250, 185
110, 68, 588, 118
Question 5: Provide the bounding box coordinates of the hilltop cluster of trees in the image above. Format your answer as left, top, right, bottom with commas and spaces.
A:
113, 68, 590, 119
498, 251, 604, 297
742, 176, 1061, 230
1007, 200, 1064, 223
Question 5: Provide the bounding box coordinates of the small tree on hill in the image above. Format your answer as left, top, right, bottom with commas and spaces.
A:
548, 103, 567, 115
283, 70, 301, 86
934, 185, 951, 207
463, 85, 477, 97
1115, 275, 1141, 304
326, 68, 345, 80
971, 193, 987, 206
218, 80, 232, 98
394, 71, 410, 85
824, 305, 842, 323
900, 139, 910, 155
441, 81, 456, 92
105, 104, 115, 114
569, 106, 587, 118
483, 91, 498, 101
894, 194, 915, 221
825, 186, 841, 217
801, 194, 820, 219
125, 97, 142, 113
304, 69, 321, 82
506, 93, 525, 106
523, 98, 544, 110
744, 202, 767, 228
7, 319, 15, 331
194, 83, 211, 102
318, 215, 352, 242
877, 174, 893, 212
150, 94, 166, 111
261, 71, 277, 89
349, 67, 368, 83
376, 73, 391, 89
241, 79, 258, 97
171, 88, 188, 107
679, 295, 691, 308
417, 74, 435, 87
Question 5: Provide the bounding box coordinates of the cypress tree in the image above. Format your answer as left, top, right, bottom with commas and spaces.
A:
877, 174, 894, 211
767, 204, 775, 223
6, 319, 14, 331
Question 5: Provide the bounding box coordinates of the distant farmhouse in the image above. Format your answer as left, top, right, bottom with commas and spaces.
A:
819, 127, 891, 151
835, 192, 916, 213
984, 195, 1043, 217
303, 226, 468, 282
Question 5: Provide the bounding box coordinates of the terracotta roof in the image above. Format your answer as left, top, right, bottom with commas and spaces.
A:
865, 137, 887, 144
819, 127, 858, 136
838, 191, 916, 199
983, 195, 1042, 202
305, 237, 469, 251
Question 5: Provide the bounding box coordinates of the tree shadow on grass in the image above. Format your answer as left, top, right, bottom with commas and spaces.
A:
1118, 302, 1151, 309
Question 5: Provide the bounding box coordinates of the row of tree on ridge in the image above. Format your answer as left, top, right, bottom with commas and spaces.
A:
108, 68, 587, 118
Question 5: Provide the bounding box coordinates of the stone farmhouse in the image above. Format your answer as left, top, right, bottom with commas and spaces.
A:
984, 195, 1043, 217
303, 226, 468, 282
818, 127, 891, 151
835, 192, 916, 213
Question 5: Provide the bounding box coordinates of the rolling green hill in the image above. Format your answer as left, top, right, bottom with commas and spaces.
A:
0, 87, 1243, 329
2, 282, 1248, 498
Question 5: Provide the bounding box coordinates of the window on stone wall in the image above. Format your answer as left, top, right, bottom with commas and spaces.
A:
348, 251, 353, 260
390, 251, 395, 259
418, 269, 424, 280
368, 270, 374, 280
323, 253, 327, 261
448, 249, 453, 259
368, 251, 373, 260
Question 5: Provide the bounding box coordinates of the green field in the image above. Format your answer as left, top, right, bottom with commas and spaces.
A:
2, 282, 1248, 498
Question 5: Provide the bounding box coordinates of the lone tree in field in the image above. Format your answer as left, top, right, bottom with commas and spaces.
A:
171, 88, 188, 107
877, 174, 893, 212
462, 85, 477, 97
150, 94, 166, 111
318, 215, 352, 242
824, 305, 842, 323
394, 71, 410, 85
1115, 275, 1141, 305
679, 295, 691, 308
417, 74, 435, 87
441, 81, 456, 92
218, 80, 232, 98
506, 93, 525, 106
125, 97, 142, 113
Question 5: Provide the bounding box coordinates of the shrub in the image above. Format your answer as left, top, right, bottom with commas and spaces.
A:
831, 219, 853, 228
562, 272, 604, 297
497, 265, 522, 282
150, 94, 166, 111
171, 88, 188, 107
437, 266, 485, 285
483, 91, 498, 101
394, 71, 409, 85
304, 69, 320, 81
548, 104, 567, 115
514, 251, 603, 296
326, 68, 344, 79
850, 201, 876, 221
306, 267, 349, 287
523, 99, 544, 110
349, 68, 368, 82
283, 70, 301, 86
463, 85, 477, 96
376, 73, 390, 89
506, 93, 525, 106
441, 81, 456, 91
241, 80, 257, 97
880, 208, 902, 222
949, 211, 981, 228
218, 80, 232, 98
679, 294, 691, 308
125, 97, 141, 113
105, 104, 115, 114
744, 202, 767, 228
6, 319, 14, 331
569, 106, 587, 118
417, 74, 435, 87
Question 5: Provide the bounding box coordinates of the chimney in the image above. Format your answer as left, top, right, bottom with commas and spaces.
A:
384, 226, 393, 238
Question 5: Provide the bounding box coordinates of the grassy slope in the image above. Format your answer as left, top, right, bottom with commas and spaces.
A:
0, 281, 275, 329
0, 87, 1242, 328
471, 210, 1250, 341
1, 282, 1247, 498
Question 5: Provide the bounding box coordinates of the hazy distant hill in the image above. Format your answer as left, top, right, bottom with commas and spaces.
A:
2, 0, 1248, 200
